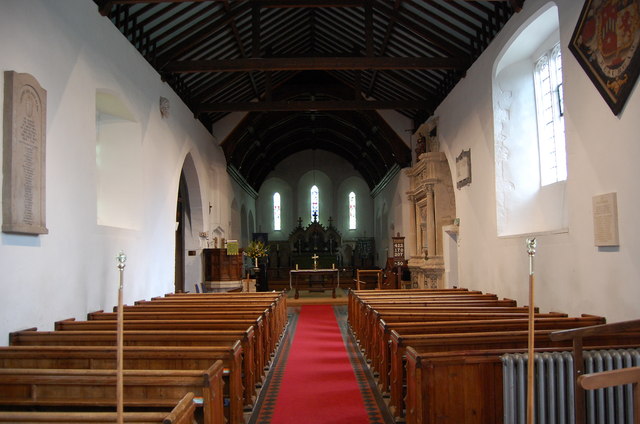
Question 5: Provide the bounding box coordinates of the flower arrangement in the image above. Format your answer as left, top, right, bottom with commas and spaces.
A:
245, 240, 269, 259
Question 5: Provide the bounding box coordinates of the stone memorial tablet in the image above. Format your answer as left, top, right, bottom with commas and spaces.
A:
2, 71, 48, 235
592, 192, 619, 247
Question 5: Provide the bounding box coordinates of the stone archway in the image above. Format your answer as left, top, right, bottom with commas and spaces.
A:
175, 153, 205, 293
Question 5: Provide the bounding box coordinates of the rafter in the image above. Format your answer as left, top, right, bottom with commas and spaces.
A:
163, 56, 470, 73
197, 99, 431, 113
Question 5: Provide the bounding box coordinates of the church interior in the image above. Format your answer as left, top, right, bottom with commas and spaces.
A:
1, 0, 640, 422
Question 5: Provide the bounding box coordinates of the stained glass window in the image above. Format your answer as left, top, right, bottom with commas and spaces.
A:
349, 192, 356, 229
273, 192, 281, 231
310, 185, 319, 222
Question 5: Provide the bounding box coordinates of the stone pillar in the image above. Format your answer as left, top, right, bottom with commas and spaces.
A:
425, 186, 436, 259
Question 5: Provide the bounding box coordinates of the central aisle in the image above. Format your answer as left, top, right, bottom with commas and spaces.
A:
251, 304, 391, 424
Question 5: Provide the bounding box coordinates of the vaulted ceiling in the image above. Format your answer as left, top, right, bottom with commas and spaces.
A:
93, 0, 524, 192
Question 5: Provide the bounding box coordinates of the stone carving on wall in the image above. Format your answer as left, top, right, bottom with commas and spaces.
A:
406, 116, 456, 289
2, 71, 48, 235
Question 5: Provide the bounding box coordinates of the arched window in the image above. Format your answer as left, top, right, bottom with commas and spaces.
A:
273, 192, 281, 231
310, 185, 319, 222
493, 4, 568, 236
534, 43, 566, 186
348, 192, 356, 229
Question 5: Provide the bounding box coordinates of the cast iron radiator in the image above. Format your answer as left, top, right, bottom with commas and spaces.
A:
501, 349, 640, 424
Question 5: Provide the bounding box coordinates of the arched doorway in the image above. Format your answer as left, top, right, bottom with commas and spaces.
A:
175, 153, 205, 293
175, 172, 188, 293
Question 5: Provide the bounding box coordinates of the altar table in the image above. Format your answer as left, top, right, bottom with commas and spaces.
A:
289, 269, 340, 299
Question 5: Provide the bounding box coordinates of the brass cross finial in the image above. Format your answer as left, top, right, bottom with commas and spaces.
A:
312, 253, 319, 270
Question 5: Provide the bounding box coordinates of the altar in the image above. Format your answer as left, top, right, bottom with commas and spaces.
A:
289, 268, 340, 299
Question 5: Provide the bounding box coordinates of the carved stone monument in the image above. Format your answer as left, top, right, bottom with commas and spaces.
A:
406, 116, 456, 288
2, 71, 48, 235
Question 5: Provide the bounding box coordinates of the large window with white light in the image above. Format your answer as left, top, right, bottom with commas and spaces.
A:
534, 43, 566, 186
493, 4, 568, 236
273, 192, 281, 231
310, 185, 319, 222
348, 192, 356, 229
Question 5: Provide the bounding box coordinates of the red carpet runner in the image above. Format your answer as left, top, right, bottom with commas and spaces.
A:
270, 305, 370, 424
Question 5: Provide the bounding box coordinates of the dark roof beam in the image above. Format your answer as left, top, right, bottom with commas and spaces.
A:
364, 0, 373, 57
376, 2, 469, 57
256, 0, 365, 7
191, 72, 246, 103
224, 2, 260, 99
198, 99, 431, 113
155, 3, 250, 68
407, 1, 475, 43
261, 10, 312, 54
421, 0, 481, 34
164, 56, 470, 73
444, 1, 486, 24
148, 3, 220, 51
366, 0, 402, 97
312, 29, 358, 55
394, 4, 470, 55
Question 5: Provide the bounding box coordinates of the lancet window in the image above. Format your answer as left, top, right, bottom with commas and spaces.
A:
310, 185, 319, 222
349, 192, 356, 229
273, 192, 281, 231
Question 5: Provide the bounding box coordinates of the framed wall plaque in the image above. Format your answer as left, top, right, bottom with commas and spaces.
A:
592, 192, 619, 247
456, 149, 471, 189
569, 0, 640, 116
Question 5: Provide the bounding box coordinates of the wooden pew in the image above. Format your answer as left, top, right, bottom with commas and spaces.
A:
0, 345, 243, 424
88, 310, 280, 369
347, 288, 477, 321
85, 310, 276, 381
9, 328, 258, 411
0, 392, 196, 423
348, 290, 506, 342
404, 339, 640, 424
125, 300, 284, 355
0, 361, 224, 424
352, 300, 531, 364
390, 329, 640, 420
55, 316, 270, 390
347, 288, 477, 325
353, 299, 520, 356
159, 291, 288, 329
373, 315, 605, 394
108, 303, 284, 360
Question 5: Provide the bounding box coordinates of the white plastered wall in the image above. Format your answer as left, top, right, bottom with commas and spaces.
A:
432, 0, 640, 322
0, 0, 245, 344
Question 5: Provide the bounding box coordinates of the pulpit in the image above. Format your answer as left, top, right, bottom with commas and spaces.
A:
203, 248, 243, 292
